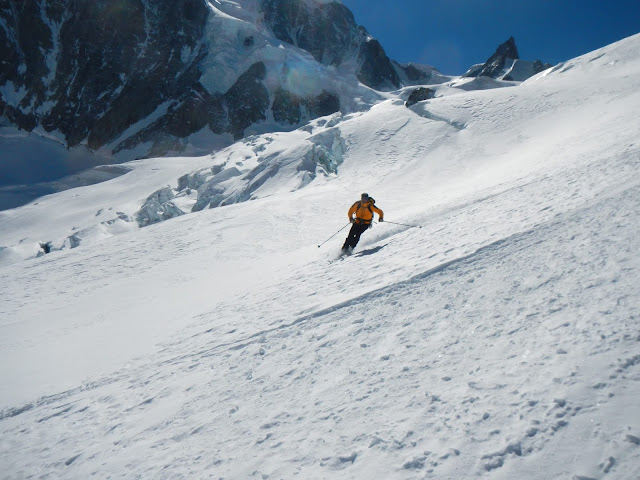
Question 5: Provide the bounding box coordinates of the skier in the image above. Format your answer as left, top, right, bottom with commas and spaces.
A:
342, 193, 384, 253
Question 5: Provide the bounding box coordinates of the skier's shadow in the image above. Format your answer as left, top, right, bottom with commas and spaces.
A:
354, 244, 387, 257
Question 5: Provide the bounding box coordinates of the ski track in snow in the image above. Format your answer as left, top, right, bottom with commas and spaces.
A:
2, 35, 640, 479
1, 142, 639, 479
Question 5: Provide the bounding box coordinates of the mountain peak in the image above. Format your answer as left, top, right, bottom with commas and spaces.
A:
496, 36, 520, 60
464, 36, 520, 78
463, 36, 551, 81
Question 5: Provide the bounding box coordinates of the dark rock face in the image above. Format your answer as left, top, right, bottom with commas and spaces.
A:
461, 64, 484, 78
1, 0, 209, 151
1, 0, 395, 172
463, 36, 552, 81
113, 82, 214, 157
531, 59, 553, 76
405, 87, 434, 107
0, 101, 37, 131
262, 0, 399, 90
392, 61, 452, 87
273, 88, 302, 125
465, 36, 519, 78
0, 2, 273, 156
398, 63, 431, 83
115, 61, 270, 154
263, 0, 358, 67
484, 36, 520, 76
357, 37, 400, 89
306, 91, 340, 118
273, 88, 340, 125
225, 62, 270, 139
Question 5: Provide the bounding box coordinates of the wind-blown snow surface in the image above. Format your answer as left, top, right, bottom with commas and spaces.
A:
1, 35, 640, 479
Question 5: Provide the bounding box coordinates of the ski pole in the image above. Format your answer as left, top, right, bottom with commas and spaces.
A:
384, 220, 423, 229
318, 223, 350, 248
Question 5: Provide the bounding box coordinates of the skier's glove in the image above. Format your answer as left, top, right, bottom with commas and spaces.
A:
379, 218, 384, 222
350, 218, 355, 224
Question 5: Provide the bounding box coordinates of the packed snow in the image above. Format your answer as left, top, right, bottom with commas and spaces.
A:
1, 34, 639, 479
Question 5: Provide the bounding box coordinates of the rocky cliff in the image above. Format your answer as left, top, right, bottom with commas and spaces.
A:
1, 0, 209, 150
0, 0, 399, 170
463, 36, 552, 81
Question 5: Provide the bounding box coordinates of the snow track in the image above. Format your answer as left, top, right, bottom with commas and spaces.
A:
2, 166, 639, 479
2, 34, 640, 480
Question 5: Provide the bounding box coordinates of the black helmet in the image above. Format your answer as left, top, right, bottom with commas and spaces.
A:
361, 193, 369, 200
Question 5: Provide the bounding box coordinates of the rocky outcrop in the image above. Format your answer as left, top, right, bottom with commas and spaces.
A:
122, 62, 337, 153
263, 0, 359, 67
358, 37, 400, 89
392, 62, 451, 87
395, 62, 432, 84
262, 0, 399, 90
115, 61, 270, 154
306, 91, 341, 118
405, 87, 435, 107
463, 37, 552, 81
502, 59, 553, 82
225, 62, 270, 139
1, 0, 209, 150
272, 88, 302, 125
475, 36, 520, 78
272, 89, 340, 125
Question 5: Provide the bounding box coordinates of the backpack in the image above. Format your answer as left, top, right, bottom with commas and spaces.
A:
359, 197, 375, 213
354, 198, 376, 224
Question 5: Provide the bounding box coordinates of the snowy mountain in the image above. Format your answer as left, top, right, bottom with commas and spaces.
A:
0, 1, 554, 212
463, 36, 552, 81
0, 0, 403, 172
1, 1, 553, 205
1, 29, 639, 480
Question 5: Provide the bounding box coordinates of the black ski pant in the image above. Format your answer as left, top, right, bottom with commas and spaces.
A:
343, 222, 369, 250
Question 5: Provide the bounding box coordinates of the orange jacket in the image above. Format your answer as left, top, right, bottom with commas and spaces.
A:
348, 199, 383, 224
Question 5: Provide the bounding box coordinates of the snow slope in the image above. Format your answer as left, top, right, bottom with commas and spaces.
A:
1, 34, 639, 479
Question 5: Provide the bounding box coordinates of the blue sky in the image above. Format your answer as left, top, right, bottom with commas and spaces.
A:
341, 0, 640, 75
